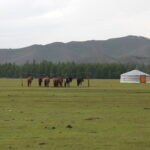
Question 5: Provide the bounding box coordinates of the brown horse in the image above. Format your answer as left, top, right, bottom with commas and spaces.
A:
43, 75, 51, 87
53, 77, 63, 87
27, 76, 33, 87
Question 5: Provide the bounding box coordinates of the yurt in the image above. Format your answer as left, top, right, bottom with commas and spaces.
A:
120, 70, 150, 83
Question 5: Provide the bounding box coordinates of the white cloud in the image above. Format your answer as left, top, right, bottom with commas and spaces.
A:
0, 0, 150, 48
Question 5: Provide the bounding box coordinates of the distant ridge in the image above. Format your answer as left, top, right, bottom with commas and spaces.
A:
0, 35, 150, 64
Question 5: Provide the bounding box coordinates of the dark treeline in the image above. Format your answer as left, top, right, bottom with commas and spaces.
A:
0, 61, 150, 79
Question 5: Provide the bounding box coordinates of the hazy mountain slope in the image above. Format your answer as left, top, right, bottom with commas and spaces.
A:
0, 35, 150, 64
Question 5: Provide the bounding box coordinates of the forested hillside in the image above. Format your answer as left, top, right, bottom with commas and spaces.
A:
0, 61, 150, 79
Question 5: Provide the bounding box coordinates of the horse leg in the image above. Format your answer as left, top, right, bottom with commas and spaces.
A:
66, 81, 68, 87
47, 81, 49, 87
39, 81, 41, 87
46, 81, 48, 87
56, 81, 59, 87
54, 81, 57, 87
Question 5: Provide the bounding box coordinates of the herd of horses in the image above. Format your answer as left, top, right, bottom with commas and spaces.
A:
27, 76, 84, 87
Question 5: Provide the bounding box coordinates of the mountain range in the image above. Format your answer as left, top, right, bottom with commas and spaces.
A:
0, 35, 150, 64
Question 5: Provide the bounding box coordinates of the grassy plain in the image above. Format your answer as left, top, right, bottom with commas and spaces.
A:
0, 79, 150, 150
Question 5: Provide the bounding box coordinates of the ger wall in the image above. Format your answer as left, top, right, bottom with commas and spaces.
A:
120, 75, 150, 83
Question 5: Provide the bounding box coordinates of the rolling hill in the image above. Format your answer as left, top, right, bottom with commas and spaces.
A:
0, 35, 150, 64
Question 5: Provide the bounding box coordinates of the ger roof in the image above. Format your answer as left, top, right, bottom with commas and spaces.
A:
121, 70, 150, 76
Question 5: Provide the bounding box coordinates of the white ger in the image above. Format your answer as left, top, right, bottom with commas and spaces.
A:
120, 70, 150, 83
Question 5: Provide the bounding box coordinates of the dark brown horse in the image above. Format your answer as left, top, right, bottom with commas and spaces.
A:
64, 77, 73, 87
53, 77, 63, 87
77, 78, 84, 87
27, 76, 33, 87
43, 75, 51, 87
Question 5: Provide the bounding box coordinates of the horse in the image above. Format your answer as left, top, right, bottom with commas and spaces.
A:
43, 75, 51, 87
38, 77, 43, 87
77, 78, 84, 87
27, 76, 33, 87
64, 77, 73, 87
53, 77, 63, 87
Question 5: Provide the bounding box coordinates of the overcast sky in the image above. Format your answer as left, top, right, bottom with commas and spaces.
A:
0, 0, 150, 48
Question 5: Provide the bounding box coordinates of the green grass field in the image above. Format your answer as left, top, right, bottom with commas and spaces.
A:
0, 79, 150, 150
